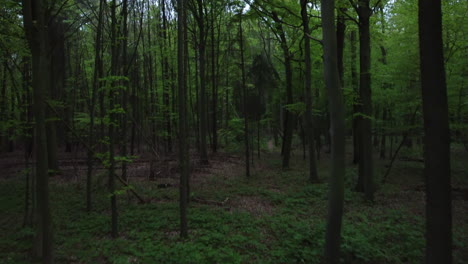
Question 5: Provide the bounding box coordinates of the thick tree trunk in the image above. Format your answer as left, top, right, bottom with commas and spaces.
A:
356, 1, 374, 200
36, 33, 54, 264
322, 0, 346, 262
336, 9, 346, 87
46, 16, 66, 175
22, 0, 54, 262
418, 0, 452, 262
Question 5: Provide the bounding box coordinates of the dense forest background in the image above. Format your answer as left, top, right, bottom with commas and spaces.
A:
0, 0, 466, 263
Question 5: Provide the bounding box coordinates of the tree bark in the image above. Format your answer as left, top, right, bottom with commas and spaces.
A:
210, 4, 218, 153
109, 0, 119, 238
350, 30, 360, 165
46, 16, 66, 175
120, 0, 129, 182
0, 61, 6, 152
177, 0, 189, 238
271, 12, 294, 169
418, 0, 452, 262
87, 0, 105, 212
160, 0, 172, 154
356, 0, 374, 200
322, 0, 346, 262
336, 9, 346, 87
22, 0, 53, 262
300, 0, 319, 182
239, 12, 250, 178
195, 0, 208, 164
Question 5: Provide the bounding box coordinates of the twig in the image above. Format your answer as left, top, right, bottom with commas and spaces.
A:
382, 105, 420, 184
116, 175, 146, 204
191, 197, 229, 207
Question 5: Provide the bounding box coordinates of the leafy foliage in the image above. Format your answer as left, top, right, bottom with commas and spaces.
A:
0, 158, 439, 264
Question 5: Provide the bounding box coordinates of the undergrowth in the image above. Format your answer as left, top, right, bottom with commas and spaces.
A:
1, 152, 463, 264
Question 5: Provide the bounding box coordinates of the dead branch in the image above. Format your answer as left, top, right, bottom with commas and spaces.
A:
191, 197, 229, 207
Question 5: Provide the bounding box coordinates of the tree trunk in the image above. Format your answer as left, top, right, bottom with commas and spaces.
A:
257, 119, 261, 158
120, 0, 129, 182
109, 0, 119, 238
210, 6, 218, 153
336, 9, 346, 87
300, 0, 319, 182
380, 108, 387, 159
272, 12, 294, 169
378, 4, 389, 160
356, 1, 374, 201
177, 0, 189, 238
22, 0, 54, 261
373, 107, 380, 147
418, 0, 452, 262
196, 0, 208, 164
350, 30, 360, 165
0, 61, 7, 152
87, 0, 105, 212
47, 16, 66, 175
239, 12, 250, 178
22, 56, 33, 227
160, 0, 172, 154
322, 0, 346, 262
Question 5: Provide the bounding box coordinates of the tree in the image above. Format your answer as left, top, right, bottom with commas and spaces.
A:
120, 0, 129, 182
178, 0, 189, 238
418, 0, 452, 262
109, 0, 119, 238
300, 0, 319, 183
350, 29, 360, 165
248, 0, 299, 169
190, 0, 209, 164
322, 0, 346, 262
336, 8, 346, 86
209, 1, 220, 153
376, 3, 389, 160
22, 0, 53, 262
46, 16, 64, 175
87, 0, 106, 212
239, 10, 250, 178
273, 12, 295, 170
349, 0, 374, 201
160, 0, 173, 154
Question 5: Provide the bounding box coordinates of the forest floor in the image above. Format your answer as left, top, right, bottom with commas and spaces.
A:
0, 142, 467, 264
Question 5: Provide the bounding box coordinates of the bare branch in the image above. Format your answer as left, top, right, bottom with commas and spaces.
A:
348, 0, 359, 13
305, 33, 323, 45
340, 8, 359, 25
